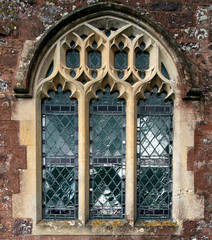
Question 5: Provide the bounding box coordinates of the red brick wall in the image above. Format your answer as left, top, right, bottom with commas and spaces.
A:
0, 1, 211, 239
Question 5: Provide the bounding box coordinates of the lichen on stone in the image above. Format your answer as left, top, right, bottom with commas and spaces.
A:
0, 79, 9, 91
139, 220, 178, 227
39, 220, 74, 228
184, 27, 208, 40
0, 0, 37, 21
90, 219, 124, 229
196, 7, 208, 24
181, 42, 200, 52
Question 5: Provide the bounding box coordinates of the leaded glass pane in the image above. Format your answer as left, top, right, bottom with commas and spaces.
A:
66, 41, 80, 78
88, 41, 102, 78
114, 42, 128, 79
42, 85, 78, 220
66, 49, 80, 69
137, 88, 173, 220
90, 86, 126, 219
46, 61, 54, 78
161, 62, 170, 79
136, 42, 149, 79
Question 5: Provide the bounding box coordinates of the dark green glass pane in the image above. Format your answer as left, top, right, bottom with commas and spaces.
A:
138, 167, 169, 207
45, 166, 76, 204
91, 166, 122, 204
136, 42, 149, 79
66, 45, 80, 69
114, 51, 128, 70
88, 42, 102, 70
161, 62, 170, 79
136, 51, 149, 71
46, 189, 54, 199
46, 61, 54, 78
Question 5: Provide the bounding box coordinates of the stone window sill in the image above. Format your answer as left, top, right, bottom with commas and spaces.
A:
35, 219, 179, 235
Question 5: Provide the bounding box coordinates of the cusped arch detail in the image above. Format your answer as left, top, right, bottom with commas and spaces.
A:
14, 3, 196, 99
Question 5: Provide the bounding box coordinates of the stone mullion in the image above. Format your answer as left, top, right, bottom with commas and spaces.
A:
125, 96, 137, 225
81, 37, 86, 76
78, 94, 90, 225
78, 35, 90, 225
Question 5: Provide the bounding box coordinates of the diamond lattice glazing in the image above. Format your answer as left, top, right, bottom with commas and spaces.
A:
90, 86, 126, 219
137, 88, 173, 220
42, 86, 78, 220
136, 42, 149, 79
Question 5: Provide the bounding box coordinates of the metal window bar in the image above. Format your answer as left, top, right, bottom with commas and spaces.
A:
137, 89, 173, 220
42, 85, 78, 220
89, 86, 126, 219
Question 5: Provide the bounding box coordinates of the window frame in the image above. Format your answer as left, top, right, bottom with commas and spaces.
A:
36, 15, 176, 225
12, 6, 205, 235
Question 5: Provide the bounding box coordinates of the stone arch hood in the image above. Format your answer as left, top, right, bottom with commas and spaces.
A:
14, 2, 197, 99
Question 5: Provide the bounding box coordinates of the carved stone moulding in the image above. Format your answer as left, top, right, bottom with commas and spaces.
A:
34, 16, 175, 101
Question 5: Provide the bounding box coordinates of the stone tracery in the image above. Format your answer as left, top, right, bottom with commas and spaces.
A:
36, 16, 175, 100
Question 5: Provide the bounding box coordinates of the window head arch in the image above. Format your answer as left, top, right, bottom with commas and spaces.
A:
34, 15, 176, 100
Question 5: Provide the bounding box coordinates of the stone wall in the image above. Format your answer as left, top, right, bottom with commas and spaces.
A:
0, 0, 211, 239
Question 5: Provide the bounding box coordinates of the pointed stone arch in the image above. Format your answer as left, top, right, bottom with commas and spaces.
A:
14, 3, 197, 100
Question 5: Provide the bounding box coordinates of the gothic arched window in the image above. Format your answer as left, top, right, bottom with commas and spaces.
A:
37, 16, 175, 222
